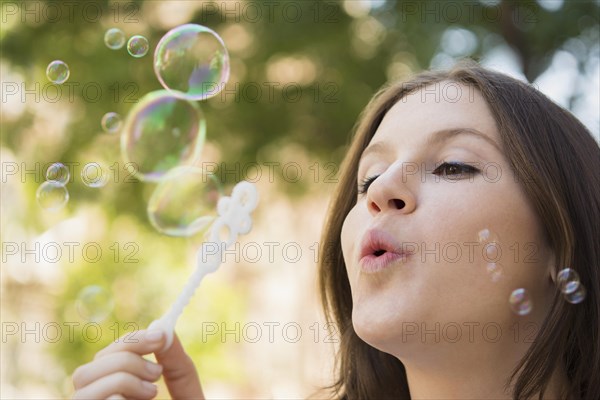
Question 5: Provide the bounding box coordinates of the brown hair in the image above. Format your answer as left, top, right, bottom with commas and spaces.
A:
318, 61, 600, 399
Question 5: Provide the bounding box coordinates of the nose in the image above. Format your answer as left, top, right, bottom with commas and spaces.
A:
366, 163, 416, 216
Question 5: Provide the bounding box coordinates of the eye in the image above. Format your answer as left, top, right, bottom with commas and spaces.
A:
432, 162, 480, 180
358, 175, 379, 194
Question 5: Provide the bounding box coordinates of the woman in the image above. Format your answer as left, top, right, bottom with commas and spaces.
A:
72, 62, 600, 399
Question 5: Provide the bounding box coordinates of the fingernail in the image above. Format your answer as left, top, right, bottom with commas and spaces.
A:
146, 361, 163, 375
142, 381, 157, 393
145, 330, 163, 342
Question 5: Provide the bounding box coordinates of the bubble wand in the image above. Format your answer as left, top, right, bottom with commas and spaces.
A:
148, 181, 258, 352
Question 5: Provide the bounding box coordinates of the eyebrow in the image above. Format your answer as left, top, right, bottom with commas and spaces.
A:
359, 128, 501, 162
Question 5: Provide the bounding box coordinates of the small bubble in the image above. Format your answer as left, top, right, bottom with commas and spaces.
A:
81, 162, 109, 188
36, 181, 69, 211
46, 60, 70, 84
104, 28, 126, 50
46, 162, 70, 185
101, 112, 122, 134
484, 242, 501, 261
76, 285, 114, 322
486, 262, 503, 282
127, 35, 149, 58
477, 228, 500, 245
556, 268, 580, 294
509, 288, 532, 316
564, 284, 586, 304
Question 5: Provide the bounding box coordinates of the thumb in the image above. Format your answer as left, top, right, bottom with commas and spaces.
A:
154, 331, 205, 399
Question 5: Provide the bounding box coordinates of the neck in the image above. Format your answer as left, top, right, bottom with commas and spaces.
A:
391, 330, 566, 399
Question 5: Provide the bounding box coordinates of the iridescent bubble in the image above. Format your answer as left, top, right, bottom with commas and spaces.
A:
486, 262, 503, 282
154, 24, 230, 100
36, 181, 69, 211
76, 285, 114, 322
120, 90, 206, 182
509, 288, 533, 316
46, 162, 70, 185
127, 35, 149, 57
147, 166, 222, 236
477, 228, 500, 245
81, 162, 109, 188
564, 284, 586, 304
484, 242, 501, 262
46, 60, 70, 84
104, 28, 126, 50
101, 112, 122, 134
556, 268, 580, 294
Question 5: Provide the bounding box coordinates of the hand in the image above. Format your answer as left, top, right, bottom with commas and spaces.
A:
72, 329, 205, 399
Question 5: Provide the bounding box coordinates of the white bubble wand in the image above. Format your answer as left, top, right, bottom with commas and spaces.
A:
148, 181, 258, 351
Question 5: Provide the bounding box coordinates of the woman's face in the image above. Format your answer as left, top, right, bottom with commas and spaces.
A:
340, 82, 556, 356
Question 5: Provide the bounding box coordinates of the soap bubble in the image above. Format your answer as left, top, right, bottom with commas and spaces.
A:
46, 60, 70, 84
127, 35, 149, 57
485, 262, 503, 282
477, 228, 499, 245
147, 166, 222, 236
120, 90, 206, 182
104, 28, 126, 50
556, 268, 580, 294
509, 288, 532, 316
564, 284, 586, 304
101, 112, 122, 134
81, 162, 109, 188
154, 24, 230, 100
76, 285, 114, 322
36, 181, 69, 211
46, 162, 70, 185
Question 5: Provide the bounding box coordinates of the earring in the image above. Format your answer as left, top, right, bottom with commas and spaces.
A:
556, 267, 586, 304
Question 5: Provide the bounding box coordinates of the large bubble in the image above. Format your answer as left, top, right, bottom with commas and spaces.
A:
120, 90, 206, 182
147, 166, 222, 237
154, 24, 230, 100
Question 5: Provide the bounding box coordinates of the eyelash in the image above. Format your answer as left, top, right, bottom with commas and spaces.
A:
357, 162, 480, 194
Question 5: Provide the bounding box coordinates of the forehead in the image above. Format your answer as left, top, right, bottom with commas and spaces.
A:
373, 81, 499, 145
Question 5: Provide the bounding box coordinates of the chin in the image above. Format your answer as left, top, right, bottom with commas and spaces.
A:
351, 302, 407, 352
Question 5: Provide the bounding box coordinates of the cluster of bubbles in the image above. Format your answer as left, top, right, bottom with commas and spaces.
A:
76, 285, 114, 322
37, 163, 70, 211
103, 28, 149, 58
476, 228, 587, 316
557, 267, 586, 304
477, 228, 504, 283
37, 162, 110, 209
43, 23, 232, 319
118, 24, 230, 236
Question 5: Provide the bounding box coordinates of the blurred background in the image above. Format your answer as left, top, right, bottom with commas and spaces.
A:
1, 0, 598, 398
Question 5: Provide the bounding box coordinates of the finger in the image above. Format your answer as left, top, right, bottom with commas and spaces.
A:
155, 332, 205, 399
94, 330, 165, 360
106, 396, 125, 400
73, 351, 163, 390
72, 371, 156, 400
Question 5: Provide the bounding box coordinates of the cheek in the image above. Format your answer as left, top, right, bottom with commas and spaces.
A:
340, 206, 361, 270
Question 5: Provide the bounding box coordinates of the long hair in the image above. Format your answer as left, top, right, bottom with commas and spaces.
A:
318, 61, 600, 399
